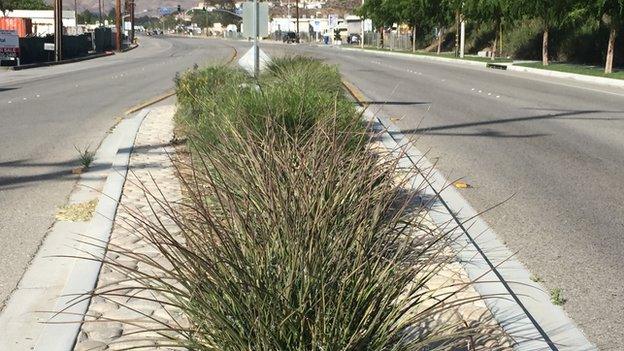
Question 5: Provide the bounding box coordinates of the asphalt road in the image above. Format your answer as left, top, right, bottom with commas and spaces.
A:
1, 36, 623, 349
0, 36, 235, 309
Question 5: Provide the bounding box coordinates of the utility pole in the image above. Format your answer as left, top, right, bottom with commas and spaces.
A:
360, 0, 364, 48
74, 0, 78, 33
54, 0, 63, 61
98, 0, 102, 25
130, 0, 135, 43
295, 0, 299, 42
115, 0, 121, 50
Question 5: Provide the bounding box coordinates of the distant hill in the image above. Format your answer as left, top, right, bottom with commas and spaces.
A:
52, 0, 359, 18
53, 0, 204, 15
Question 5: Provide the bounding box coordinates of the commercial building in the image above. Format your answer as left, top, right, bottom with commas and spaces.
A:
1, 10, 76, 36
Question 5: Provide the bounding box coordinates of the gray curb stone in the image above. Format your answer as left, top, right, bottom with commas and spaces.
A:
362, 107, 596, 351
31, 110, 148, 351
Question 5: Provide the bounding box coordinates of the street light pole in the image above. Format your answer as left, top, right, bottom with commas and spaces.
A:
54, 0, 63, 61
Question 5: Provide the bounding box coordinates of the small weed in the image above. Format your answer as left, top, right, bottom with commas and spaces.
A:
530, 274, 543, 283
75, 145, 96, 168
550, 288, 566, 305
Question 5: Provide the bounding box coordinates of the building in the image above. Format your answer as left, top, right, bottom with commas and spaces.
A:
270, 17, 329, 35
1, 10, 76, 36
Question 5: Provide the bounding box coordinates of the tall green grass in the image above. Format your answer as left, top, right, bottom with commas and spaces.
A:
175, 57, 361, 147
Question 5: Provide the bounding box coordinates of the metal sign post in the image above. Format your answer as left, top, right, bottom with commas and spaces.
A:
253, 0, 259, 78
241, 2, 269, 76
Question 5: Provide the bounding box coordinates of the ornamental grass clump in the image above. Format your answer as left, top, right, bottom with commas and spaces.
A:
78, 59, 495, 350
175, 57, 361, 147
87, 115, 481, 350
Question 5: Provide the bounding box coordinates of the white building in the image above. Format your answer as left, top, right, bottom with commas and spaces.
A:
270, 17, 329, 35
1, 10, 76, 36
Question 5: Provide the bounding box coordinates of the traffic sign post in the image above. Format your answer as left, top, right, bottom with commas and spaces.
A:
242, 1, 269, 78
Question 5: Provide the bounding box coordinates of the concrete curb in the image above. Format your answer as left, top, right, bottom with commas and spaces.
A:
339, 46, 488, 67
30, 110, 148, 351
338, 46, 624, 89
364, 107, 596, 351
507, 64, 624, 88
11, 52, 115, 71
121, 43, 139, 52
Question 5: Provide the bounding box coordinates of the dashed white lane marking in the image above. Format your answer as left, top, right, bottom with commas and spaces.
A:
7, 101, 12, 104
478, 90, 482, 93
487, 92, 492, 96
22, 97, 27, 100
36, 94, 40, 98
496, 95, 500, 98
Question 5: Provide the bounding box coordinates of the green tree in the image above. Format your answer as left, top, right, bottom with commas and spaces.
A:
357, 0, 398, 48
464, 0, 510, 60
191, 9, 213, 29
511, 0, 577, 66
1, 0, 50, 14
597, 0, 624, 73
423, 0, 454, 54
393, 0, 427, 52
77, 9, 96, 24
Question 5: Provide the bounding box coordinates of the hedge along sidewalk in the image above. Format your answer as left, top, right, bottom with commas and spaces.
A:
73, 104, 185, 351
336, 45, 624, 89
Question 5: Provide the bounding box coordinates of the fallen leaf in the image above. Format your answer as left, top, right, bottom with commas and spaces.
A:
453, 181, 472, 189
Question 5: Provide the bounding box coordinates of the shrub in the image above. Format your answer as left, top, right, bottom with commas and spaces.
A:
91, 117, 477, 350
176, 57, 362, 148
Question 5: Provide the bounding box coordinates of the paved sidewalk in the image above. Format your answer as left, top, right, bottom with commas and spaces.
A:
74, 105, 184, 351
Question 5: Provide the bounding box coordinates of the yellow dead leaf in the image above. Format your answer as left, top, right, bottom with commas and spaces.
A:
453, 181, 471, 189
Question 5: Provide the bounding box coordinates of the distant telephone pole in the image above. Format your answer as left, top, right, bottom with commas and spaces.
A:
115, 0, 121, 50
74, 0, 78, 33
54, 0, 63, 61
295, 0, 299, 42
130, 0, 135, 43
98, 0, 103, 24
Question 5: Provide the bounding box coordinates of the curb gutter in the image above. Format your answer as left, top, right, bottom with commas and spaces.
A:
32, 109, 148, 351
507, 64, 624, 88
343, 80, 596, 351
11, 52, 114, 71
0, 110, 149, 351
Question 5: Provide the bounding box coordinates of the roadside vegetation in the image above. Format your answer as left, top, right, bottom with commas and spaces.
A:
83, 57, 509, 350
358, 0, 624, 74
